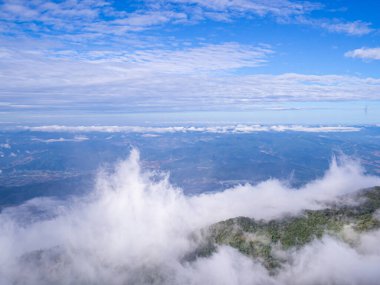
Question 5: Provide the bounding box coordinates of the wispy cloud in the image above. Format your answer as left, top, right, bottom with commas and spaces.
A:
154, 0, 321, 18
31, 135, 89, 143
0, 43, 273, 99
0, 1, 377, 117
345, 47, 380, 60
295, 17, 373, 36
1, 42, 380, 111
25, 125, 361, 133
319, 20, 373, 36
158, 0, 374, 36
86, 43, 273, 71
1, 40, 380, 112
147, 1, 374, 36
0, 0, 372, 42
0, 0, 187, 40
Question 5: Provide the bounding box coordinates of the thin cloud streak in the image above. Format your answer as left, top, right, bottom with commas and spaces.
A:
25, 125, 361, 133
295, 16, 373, 36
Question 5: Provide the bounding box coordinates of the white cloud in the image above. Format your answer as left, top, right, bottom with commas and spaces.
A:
295, 17, 373, 36
158, 0, 320, 18
277, 236, 380, 285
0, 0, 319, 33
0, 143, 11, 148
88, 43, 273, 71
0, 0, 370, 41
345, 47, 380, 60
0, 43, 272, 88
0, 1, 377, 115
0, 150, 379, 284
25, 125, 361, 134
149, 1, 373, 36
0, 0, 189, 39
320, 20, 373, 36
1, 43, 380, 110
31, 135, 89, 143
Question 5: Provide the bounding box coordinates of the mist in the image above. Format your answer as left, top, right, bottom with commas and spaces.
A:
0, 149, 379, 285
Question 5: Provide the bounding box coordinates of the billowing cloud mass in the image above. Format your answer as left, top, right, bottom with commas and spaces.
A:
345, 47, 380, 60
0, 149, 379, 284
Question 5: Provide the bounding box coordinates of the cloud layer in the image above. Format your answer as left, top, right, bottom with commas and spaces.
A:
0, 1, 378, 116
25, 124, 361, 133
1, 41, 380, 112
0, 150, 379, 284
0, 0, 369, 39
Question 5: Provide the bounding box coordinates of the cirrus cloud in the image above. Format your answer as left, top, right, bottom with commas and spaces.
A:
1, 42, 380, 113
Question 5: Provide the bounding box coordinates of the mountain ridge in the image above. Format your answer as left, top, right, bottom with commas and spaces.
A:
189, 186, 380, 272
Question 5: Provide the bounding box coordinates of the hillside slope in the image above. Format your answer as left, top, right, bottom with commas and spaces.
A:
190, 186, 380, 272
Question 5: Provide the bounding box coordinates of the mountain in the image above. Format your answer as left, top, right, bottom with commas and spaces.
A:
190, 186, 380, 273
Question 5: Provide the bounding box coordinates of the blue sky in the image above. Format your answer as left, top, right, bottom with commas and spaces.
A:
0, 0, 380, 125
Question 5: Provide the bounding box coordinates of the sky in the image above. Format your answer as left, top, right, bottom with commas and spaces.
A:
0, 0, 380, 125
